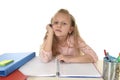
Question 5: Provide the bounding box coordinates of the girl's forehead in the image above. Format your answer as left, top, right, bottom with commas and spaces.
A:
53, 13, 71, 21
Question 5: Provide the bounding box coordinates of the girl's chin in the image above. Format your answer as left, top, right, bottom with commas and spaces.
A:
55, 35, 62, 37
55, 34, 66, 38
54, 32, 67, 37
55, 33, 61, 36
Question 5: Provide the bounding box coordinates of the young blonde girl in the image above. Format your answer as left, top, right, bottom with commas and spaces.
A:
39, 9, 98, 63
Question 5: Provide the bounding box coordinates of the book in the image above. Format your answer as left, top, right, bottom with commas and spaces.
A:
0, 52, 35, 76
0, 70, 27, 80
19, 57, 102, 78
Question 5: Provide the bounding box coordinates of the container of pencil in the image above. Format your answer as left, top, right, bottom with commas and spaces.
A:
103, 57, 120, 80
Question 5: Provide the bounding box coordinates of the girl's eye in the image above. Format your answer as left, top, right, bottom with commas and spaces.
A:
53, 21, 59, 25
53, 21, 68, 26
63, 22, 67, 25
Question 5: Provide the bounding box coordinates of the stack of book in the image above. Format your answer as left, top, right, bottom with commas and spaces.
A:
0, 52, 35, 80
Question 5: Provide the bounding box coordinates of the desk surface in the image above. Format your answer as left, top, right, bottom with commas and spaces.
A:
27, 60, 104, 80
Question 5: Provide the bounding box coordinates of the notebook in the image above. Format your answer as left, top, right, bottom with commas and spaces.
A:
19, 57, 102, 78
0, 52, 35, 76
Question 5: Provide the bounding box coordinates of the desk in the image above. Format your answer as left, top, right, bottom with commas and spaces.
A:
27, 60, 104, 80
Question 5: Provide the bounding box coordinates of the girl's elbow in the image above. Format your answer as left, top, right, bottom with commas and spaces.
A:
42, 59, 50, 63
93, 57, 98, 63
39, 56, 51, 63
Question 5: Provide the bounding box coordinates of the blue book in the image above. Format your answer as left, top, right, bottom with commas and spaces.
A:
0, 52, 35, 76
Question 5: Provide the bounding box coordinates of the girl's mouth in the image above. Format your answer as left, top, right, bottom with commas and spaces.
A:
55, 29, 62, 32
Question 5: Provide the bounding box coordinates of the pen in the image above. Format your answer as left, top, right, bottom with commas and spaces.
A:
104, 49, 109, 60
106, 52, 116, 62
116, 53, 120, 62
104, 49, 112, 62
104, 49, 107, 56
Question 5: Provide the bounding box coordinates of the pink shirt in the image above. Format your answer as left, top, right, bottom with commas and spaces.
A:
40, 36, 98, 62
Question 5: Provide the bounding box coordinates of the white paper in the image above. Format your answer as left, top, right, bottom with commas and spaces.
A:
19, 57, 101, 78
19, 57, 56, 77
59, 63, 101, 78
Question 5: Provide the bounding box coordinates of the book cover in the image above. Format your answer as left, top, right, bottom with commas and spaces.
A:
0, 52, 35, 76
19, 57, 101, 78
0, 70, 27, 80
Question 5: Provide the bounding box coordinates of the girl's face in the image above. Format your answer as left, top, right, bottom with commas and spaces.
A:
52, 13, 73, 38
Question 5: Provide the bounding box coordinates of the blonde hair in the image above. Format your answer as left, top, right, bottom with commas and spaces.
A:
44, 9, 84, 56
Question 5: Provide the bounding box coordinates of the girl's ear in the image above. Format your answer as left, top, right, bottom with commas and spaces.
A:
69, 26, 74, 34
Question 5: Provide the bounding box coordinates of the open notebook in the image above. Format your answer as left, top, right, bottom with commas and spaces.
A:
19, 57, 101, 78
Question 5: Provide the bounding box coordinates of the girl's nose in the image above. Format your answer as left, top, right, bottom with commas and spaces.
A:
57, 23, 62, 27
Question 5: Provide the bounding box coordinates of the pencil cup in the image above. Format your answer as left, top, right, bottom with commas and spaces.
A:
103, 57, 120, 80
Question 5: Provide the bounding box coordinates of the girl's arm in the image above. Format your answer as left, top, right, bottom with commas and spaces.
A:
43, 24, 54, 51
66, 42, 98, 63
57, 42, 98, 63
79, 42, 98, 63
57, 54, 95, 63
39, 24, 54, 62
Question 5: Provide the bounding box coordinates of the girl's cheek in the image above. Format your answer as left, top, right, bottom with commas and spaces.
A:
53, 28, 56, 32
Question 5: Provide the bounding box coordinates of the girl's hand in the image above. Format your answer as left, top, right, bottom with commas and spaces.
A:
56, 54, 71, 63
46, 24, 54, 34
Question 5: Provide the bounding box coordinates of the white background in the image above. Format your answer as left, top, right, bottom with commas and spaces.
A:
0, 0, 120, 60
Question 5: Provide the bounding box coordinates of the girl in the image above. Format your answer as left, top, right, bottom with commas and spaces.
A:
39, 9, 98, 63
